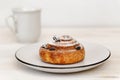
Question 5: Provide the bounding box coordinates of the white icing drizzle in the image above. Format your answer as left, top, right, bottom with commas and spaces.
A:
49, 35, 81, 47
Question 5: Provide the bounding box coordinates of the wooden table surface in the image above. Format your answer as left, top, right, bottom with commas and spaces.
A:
0, 27, 120, 80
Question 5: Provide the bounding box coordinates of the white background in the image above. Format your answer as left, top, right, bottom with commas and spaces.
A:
0, 0, 120, 27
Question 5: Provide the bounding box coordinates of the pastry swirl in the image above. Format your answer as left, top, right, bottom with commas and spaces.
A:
39, 35, 85, 64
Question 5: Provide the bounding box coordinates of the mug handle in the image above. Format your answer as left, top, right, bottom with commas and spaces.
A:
6, 15, 17, 33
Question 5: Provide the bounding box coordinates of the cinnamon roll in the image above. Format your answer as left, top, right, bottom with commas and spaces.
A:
39, 35, 85, 64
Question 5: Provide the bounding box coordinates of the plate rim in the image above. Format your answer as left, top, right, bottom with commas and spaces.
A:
15, 44, 111, 69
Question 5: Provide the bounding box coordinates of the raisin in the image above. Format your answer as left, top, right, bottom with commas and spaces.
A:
56, 39, 60, 42
49, 47, 55, 51
75, 46, 81, 50
53, 36, 57, 41
53, 36, 60, 42
41, 44, 47, 48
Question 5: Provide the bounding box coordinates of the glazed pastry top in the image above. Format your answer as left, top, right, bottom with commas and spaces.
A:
49, 35, 79, 47
41, 35, 83, 50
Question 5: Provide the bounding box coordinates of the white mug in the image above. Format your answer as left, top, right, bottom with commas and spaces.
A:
6, 8, 41, 43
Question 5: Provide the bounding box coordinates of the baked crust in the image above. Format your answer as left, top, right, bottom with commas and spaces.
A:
39, 35, 85, 64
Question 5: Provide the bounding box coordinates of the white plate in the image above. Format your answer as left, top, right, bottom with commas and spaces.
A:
15, 42, 111, 73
